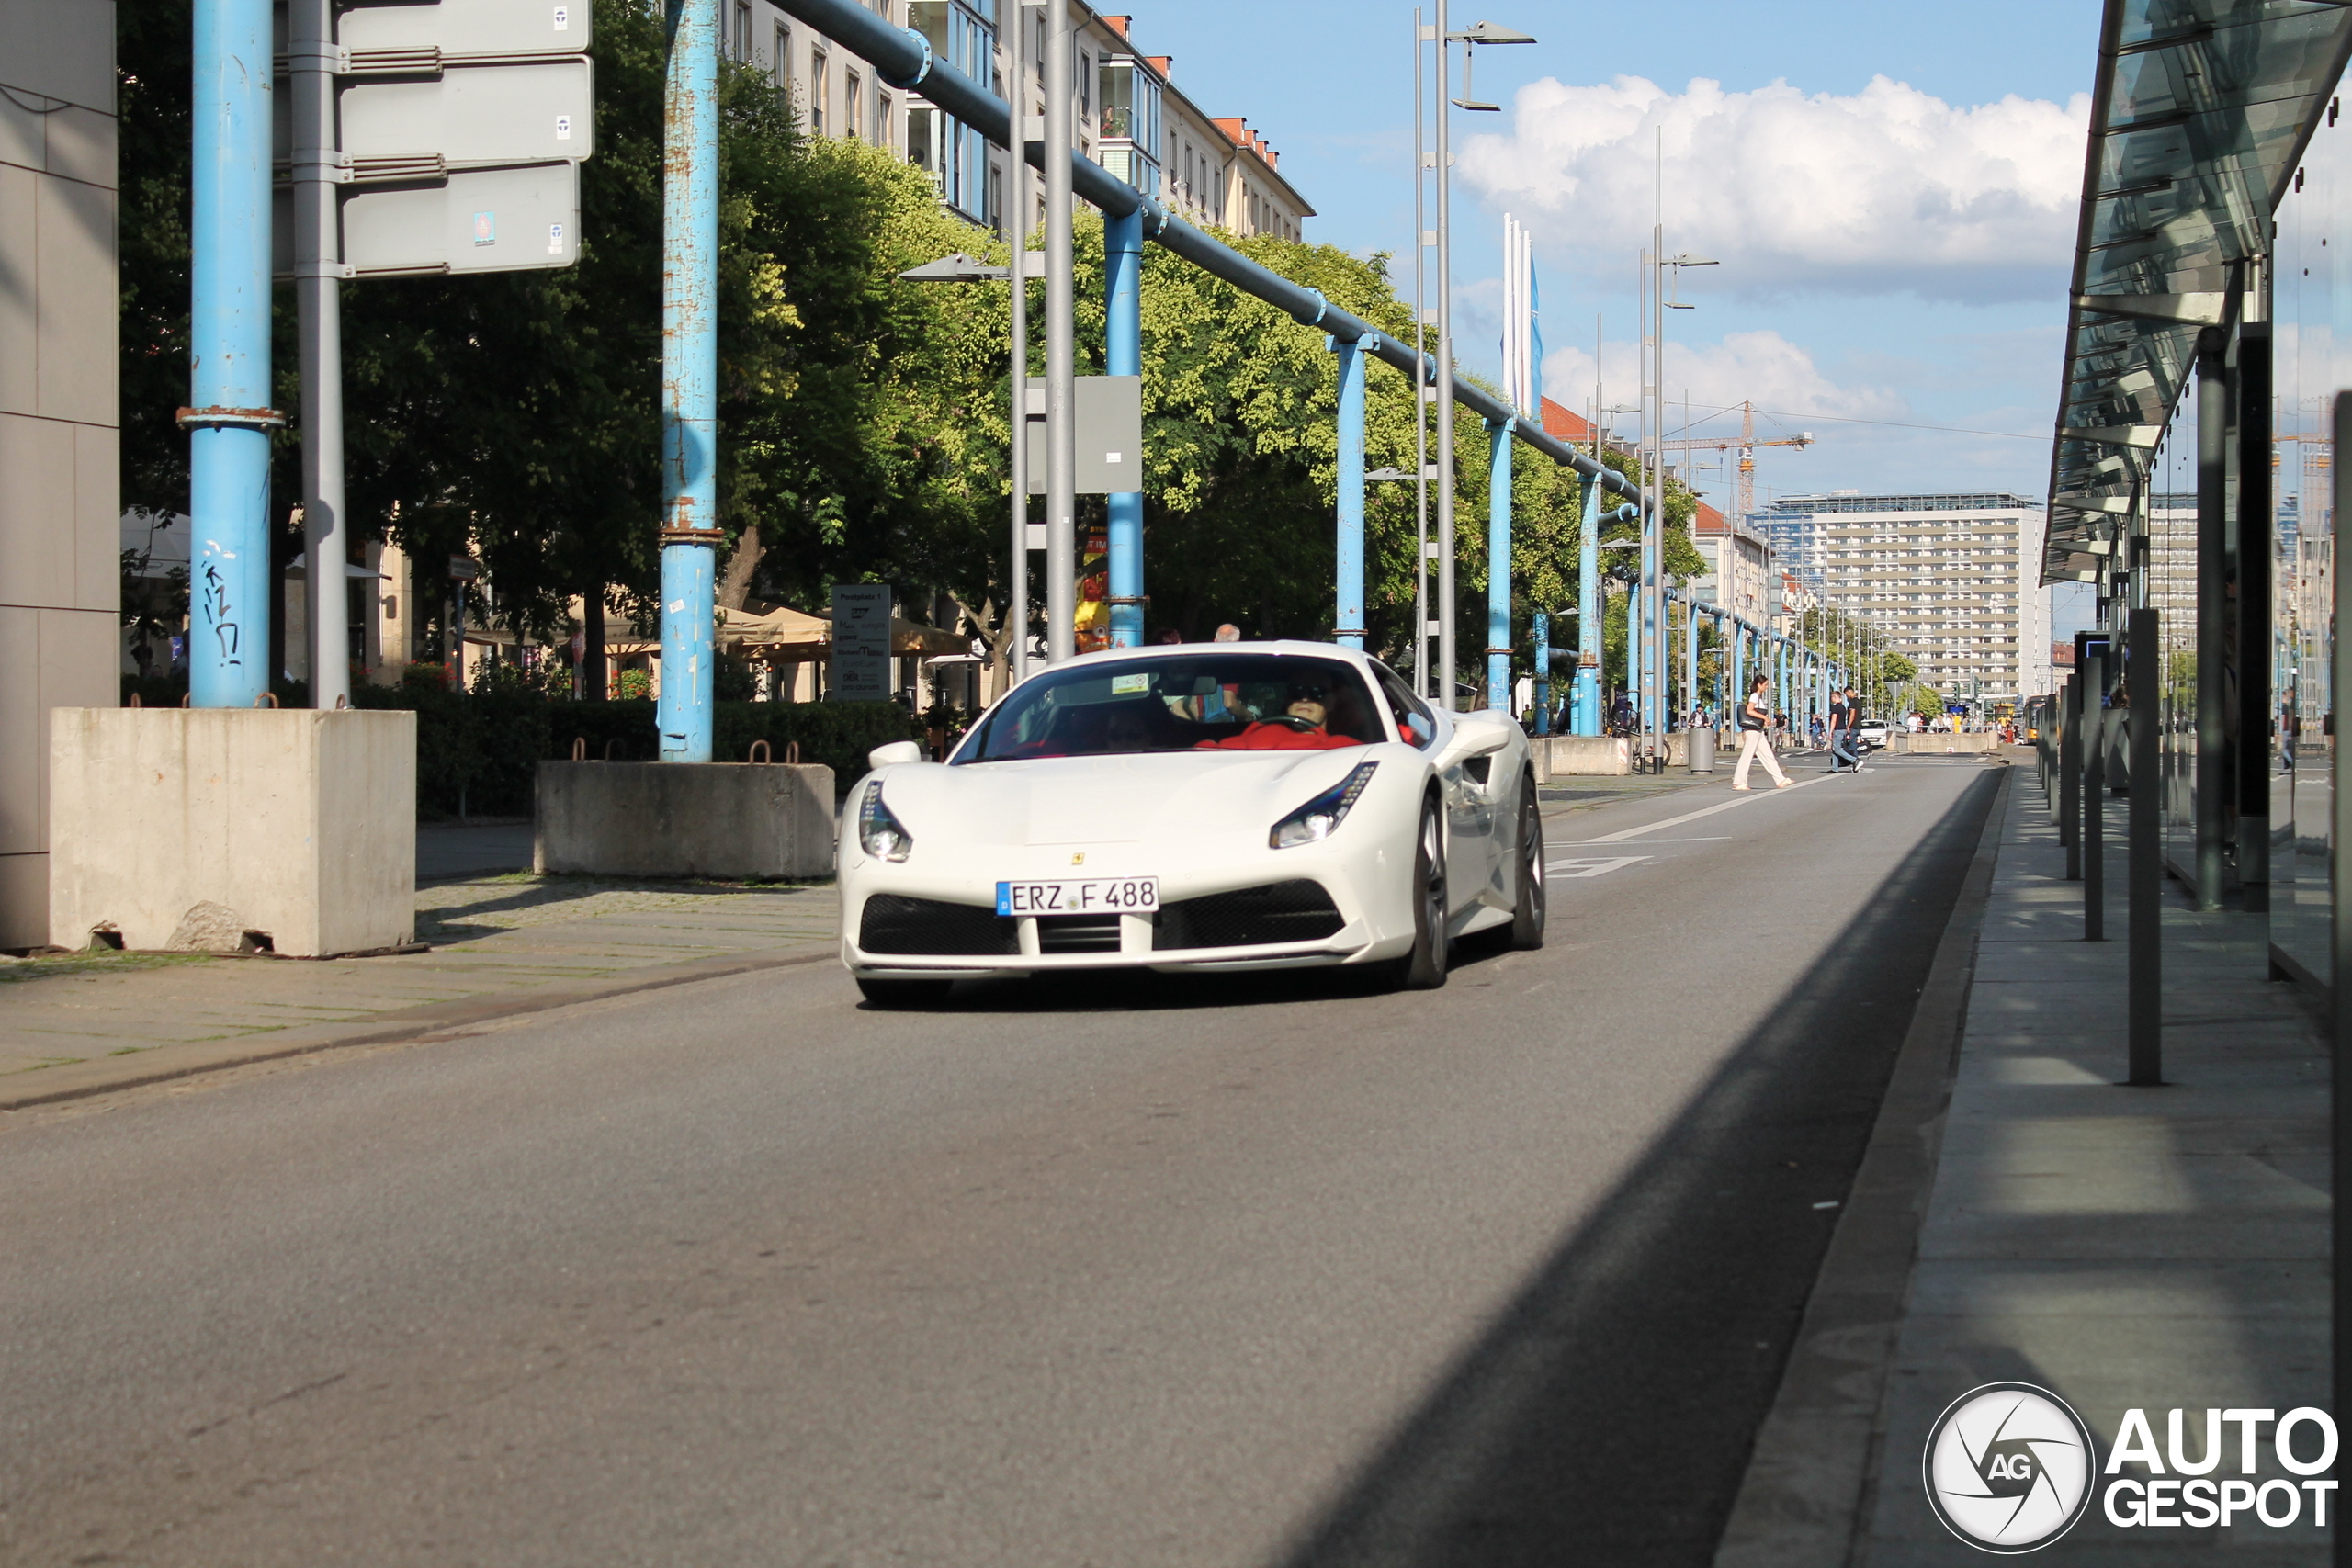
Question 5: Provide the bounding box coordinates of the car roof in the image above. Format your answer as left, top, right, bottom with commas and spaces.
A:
1047, 639, 1382, 671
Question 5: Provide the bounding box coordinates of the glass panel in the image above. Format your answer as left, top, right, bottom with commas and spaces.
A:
2270, 81, 2345, 981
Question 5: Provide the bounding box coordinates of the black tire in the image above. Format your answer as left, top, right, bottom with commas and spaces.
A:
856, 977, 955, 1010
1383, 793, 1450, 990
1510, 776, 1546, 950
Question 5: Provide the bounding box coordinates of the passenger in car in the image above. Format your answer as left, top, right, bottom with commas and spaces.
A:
1198, 686, 1371, 751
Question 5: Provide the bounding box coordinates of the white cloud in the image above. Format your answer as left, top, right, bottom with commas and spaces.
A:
1460, 74, 2090, 303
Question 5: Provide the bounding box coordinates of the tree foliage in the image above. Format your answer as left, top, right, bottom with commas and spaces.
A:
118, 0, 1702, 705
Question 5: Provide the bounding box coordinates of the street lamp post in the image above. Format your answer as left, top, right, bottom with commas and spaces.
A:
1428, 9, 1533, 709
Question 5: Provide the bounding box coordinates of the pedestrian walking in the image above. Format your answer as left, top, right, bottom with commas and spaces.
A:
1732, 673, 1792, 791
1827, 685, 1861, 773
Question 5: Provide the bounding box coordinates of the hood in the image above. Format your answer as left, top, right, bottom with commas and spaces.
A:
872, 749, 1381, 847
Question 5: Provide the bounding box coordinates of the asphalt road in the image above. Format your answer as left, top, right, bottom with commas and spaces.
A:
2, 753, 2000, 1568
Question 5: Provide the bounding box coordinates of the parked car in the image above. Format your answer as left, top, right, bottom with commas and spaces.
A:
1854, 718, 1893, 749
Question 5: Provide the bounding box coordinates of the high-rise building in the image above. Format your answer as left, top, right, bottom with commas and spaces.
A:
1763, 492, 2051, 711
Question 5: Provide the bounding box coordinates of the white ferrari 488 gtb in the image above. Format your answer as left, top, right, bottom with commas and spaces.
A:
837, 641, 1544, 1007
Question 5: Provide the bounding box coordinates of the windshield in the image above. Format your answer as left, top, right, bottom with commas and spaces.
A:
956, 653, 1392, 762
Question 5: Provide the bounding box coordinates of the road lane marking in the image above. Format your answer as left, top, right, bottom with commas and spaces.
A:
1575, 774, 1837, 845
1546, 855, 1651, 878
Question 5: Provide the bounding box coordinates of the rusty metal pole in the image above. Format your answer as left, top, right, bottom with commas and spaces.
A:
656, 0, 719, 761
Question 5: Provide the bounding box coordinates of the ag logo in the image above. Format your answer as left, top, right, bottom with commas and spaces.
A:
1923, 1382, 2097, 1552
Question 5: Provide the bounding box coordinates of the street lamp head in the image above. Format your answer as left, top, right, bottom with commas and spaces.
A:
1365, 467, 1416, 481
1668, 254, 1720, 267
1458, 20, 1538, 43
899, 252, 1009, 282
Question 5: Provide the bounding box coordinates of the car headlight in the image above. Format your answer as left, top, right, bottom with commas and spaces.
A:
1270, 761, 1378, 850
858, 780, 912, 862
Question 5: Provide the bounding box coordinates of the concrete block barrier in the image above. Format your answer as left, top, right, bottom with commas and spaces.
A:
1535, 736, 1632, 776
536, 761, 836, 880
48, 707, 417, 956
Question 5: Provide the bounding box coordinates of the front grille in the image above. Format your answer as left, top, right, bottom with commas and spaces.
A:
859, 895, 1019, 956
1037, 913, 1125, 954
1154, 881, 1344, 951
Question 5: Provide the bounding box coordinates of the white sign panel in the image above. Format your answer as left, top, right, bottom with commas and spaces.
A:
336, 0, 594, 58
338, 60, 594, 168
830, 585, 894, 704
1024, 375, 1144, 495
275, 161, 580, 276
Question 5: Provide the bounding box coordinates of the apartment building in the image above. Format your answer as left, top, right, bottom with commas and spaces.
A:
738, 0, 1311, 241
1689, 502, 1771, 625
1764, 492, 2050, 710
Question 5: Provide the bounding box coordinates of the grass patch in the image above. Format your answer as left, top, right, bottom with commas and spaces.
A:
0, 951, 219, 986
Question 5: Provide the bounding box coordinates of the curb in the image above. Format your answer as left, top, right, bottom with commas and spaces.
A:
1711, 761, 2012, 1567
0, 943, 838, 1112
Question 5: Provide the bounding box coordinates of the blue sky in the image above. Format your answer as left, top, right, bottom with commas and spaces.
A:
1126, 1, 2103, 521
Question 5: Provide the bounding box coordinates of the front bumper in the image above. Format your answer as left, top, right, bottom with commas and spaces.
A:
839, 838, 1414, 979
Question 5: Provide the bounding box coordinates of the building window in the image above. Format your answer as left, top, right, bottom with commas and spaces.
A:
773, 23, 790, 91
732, 1, 752, 62
810, 48, 829, 134
845, 68, 863, 140
878, 92, 894, 149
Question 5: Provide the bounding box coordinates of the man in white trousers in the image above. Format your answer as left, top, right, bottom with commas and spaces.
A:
1732, 672, 1792, 792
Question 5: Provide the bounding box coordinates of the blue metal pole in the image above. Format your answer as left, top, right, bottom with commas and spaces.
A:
657, 0, 719, 762
1105, 208, 1146, 648
1486, 417, 1514, 712
187, 0, 277, 709
1331, 332, 1369, 650
1532, 610, 1551, 734
1732, 620, 1746, 716
1572, 477, 1601, 734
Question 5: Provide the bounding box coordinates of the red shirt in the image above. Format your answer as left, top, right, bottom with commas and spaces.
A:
1199, 721, 1363, 751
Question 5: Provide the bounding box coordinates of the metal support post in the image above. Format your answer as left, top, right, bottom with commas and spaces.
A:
1486, 416, 1514, 711
2327, 393, 2352, 1481
1432, 0, 1456, 707
1411, 7, 1430, 697
1104, 207, 1145, 649
1333, 332, 1369, 651
2194, 326, 2228, 908
2236, 320, 2273, 912
2128, 606, 2162, 1082
1006, 44, 1030, 689
1532, 610, 1550, 733
656, 0, 718, 761
1572, 475, 1600, 733
187, 0, 278, 709
1043, 0, 1077, 663
2061, 670, 2082, 877
2082, 640, 2106, 940
292, 0, 348, 711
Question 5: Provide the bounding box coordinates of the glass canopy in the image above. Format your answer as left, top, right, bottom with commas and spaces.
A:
2043, 0, 2352, 584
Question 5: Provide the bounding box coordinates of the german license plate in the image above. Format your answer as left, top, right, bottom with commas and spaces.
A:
995, 877, 1159, 916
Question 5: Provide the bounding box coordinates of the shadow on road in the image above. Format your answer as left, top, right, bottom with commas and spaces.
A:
1259, 768, 2003, 1568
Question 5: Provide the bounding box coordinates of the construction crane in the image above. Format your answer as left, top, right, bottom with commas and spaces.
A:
1657, 400, 1815, 520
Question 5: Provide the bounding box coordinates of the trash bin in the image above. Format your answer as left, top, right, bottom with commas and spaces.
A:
1688, 727, 1716, 773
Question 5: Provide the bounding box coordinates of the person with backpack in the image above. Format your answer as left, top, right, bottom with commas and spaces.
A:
1732, 672, 1792, 791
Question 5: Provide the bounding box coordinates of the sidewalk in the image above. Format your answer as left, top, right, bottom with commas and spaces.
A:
1721, 755, 2329, 1563
0, 870, 842, 1110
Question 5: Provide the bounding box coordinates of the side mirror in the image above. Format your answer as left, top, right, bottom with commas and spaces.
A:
868, 739, 922, 769
1436, 709, 1515, 766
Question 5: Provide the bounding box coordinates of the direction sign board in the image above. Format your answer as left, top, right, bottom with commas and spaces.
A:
339, 61, 594, 170
830, 586, 895, 704
273, 161, 580, 277
336, 0, 593, 59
